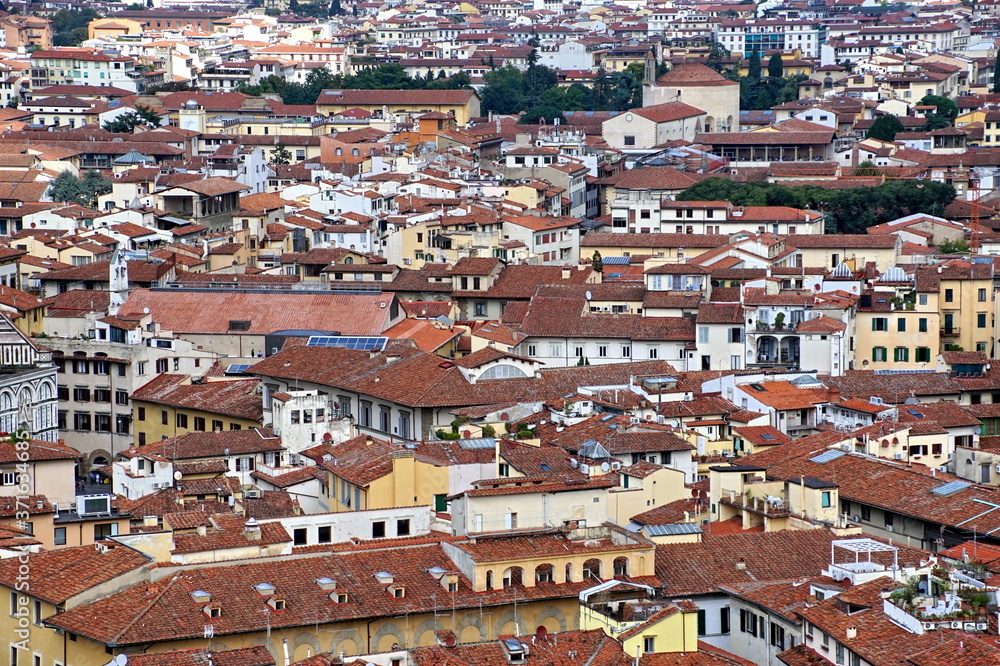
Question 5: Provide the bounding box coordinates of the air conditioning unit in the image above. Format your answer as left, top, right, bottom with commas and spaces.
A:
922, 622, 937, 631
656, 415, 665, 425
894, 453, 904, 460
976, 623, 988, 631
630, 416, 640, 424
885, 525, 894, 532
951, 621, 963, 629
995, 465, 1000, 473
152, 482, 161, 489
403, 257, 412, 265
841, 444, 851, 451
852, 515, 861, 522
611, 462, 621, 471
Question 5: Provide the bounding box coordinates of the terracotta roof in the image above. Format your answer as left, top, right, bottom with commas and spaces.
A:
130, 375, 263, 421
118, 288, 394, 336
127, 647, 275, 666
0, 545, 149, 605
656, 63, 740, 87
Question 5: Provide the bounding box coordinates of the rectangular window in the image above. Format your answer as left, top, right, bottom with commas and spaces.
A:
73, 413, 91, 431
93, 523, 117, 540
73, 387, 90, 402
643, 637, 654, 653
894, 347, 909, 362
979, 288, 987, 302
176, 413, 188, 428
93, 388, 111, 403
897, 318, 905, 332
979, 313, 988, 328
945, 288, 954, 303
861, 505, 871, 521
720, 607, 730, 634
115, 390, 128, 406
317, 526, 331, 543
212, 419, 223, 431
372, 521, 386, 538
872, 347, 887, 362
624, 135, 636, 146
872, 318, 888, 331
95, 414, 111, 432
919, 294, 928, 305
598, 345, 607, 357
916, 347, 931, 363
622, 346, 631, 358
770, 623, 784, 650
161, 410, 168, 425
884, 512, 894, 528
919, 318, 927, 332
396, 519, 410, 536
293, 528, 307, 546
53, 527, 66, 546
194, 417, 205, 431
697, 609, 706, 636
155, 359, 168, 373
821, 491, 832, 507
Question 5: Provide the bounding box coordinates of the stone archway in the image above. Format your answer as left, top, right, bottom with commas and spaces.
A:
533, 605, 567, 633
494, 608, 527, 637
372, 622, 406, 652
454, 612, 486, 645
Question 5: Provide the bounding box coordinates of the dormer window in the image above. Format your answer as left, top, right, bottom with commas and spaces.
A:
269, 598, 286, 611
392, 586, 405, 598
205, 606, 221, 618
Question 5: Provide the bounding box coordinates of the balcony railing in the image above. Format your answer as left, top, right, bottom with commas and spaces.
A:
942, 328, 961, 337
756, 322, 800, 333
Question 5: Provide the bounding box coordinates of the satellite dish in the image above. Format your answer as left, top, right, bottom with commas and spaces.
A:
143, 307, 150, 314
115, 656, 128, 666
533, 406, 540, 413
691, 488, 700, 498
601, 462, 610, 472
173, 471, 182, 481
585, 290, 592, 301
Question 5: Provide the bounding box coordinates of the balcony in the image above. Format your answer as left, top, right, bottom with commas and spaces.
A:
720, 493, 790, 518
755, 322, 800, 333
942, 327, 960, 337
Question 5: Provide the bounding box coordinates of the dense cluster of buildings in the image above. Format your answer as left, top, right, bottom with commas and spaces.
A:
4, 0, 1000, 666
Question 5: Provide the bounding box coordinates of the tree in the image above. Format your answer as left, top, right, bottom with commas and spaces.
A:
592, 251, 603, 273
748, 48, 761, 82
994, 57, 1000, 94
330, 0, 345, 15
854, 160, 882, 177
868, 115, 905, 142
101, 104, 163, 133
47, 170, 82, 205
48, 170, 110, 209
939, 238, 971, 254
269, 143, 292, 166
527, 48, 539, 67
677, 177, 956, 235
78, 170, 112, 209
767, 53, 784, 79
919, 94, 958, 121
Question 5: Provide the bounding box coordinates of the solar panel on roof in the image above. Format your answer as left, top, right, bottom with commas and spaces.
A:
457, 437, 495, 450
226, 363, 253, 374
761, 433, 775, 440
809, 450, 846, 464
932, 480, 971, 496
305, 336, 388, 351
645, 523, 702, 537
601, 256, 630, 266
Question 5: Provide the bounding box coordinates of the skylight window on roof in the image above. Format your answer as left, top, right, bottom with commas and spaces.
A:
931, 480, 971, 496
750, 384, 766, 391
761, 434, 775, 440
906, 409, 924, 418
809, 450, 847, 464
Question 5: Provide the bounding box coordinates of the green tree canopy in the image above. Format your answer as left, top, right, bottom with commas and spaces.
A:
48, 170, 111, 209
767, 53, 784, 79
868, 115, 905, 142
918, 94, 958, 120
748, 48, 761, 81
677, 177, 956, 234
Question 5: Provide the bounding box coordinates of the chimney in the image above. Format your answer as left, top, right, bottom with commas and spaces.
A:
846, 627, 857, 640
197, 524, 207, 536
244, 517, 262, 540
561, 267, 571, 280
735, 558, 747, 571
828, 387, 841, 404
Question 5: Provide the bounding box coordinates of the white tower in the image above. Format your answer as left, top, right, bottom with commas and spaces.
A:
108, 247, 129, 316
